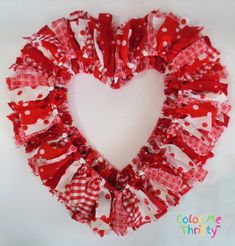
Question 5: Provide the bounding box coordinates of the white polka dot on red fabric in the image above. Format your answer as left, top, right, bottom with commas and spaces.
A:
23, 102, 29, 107
163, 41, 168, 47
40, 168, 44, 172
25, 110, 31, 115
117, 40, 121, 45
127, 62, 135, 69
176, 28, 180, 32
143, 50, 148, 56
193, 105, 199, 110
39, 149, 45, 155
207, 112, 212, 116
162, 27, 167, 32
122, 40, 127, 46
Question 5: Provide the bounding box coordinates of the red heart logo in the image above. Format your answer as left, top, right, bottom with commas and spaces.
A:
6, 10, 231, 237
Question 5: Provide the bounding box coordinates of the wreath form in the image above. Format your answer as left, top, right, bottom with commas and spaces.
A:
6, 10, 231, 237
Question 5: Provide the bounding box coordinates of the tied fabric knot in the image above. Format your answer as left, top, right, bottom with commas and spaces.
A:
67, 165, 103, 217
55, 158, 85, 192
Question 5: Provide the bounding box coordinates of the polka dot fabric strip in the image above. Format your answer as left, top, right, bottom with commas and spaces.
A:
6, 10, 231, 237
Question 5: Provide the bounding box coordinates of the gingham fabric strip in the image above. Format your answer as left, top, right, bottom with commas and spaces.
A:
6, 9, 231, 237
144, 167, 183, 192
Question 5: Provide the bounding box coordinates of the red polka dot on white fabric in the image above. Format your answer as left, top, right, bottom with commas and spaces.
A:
155, 189, 161, 195
202, 122, 208, 128
105, 194, 110, 200
181, 18, 187, 25
80, 30, 86, 36
144, 199, 149, 205
145, 216, 150, 221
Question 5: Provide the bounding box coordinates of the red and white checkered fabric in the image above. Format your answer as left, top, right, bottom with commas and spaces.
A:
122, 188, 143, 228
144, 167, 183, 192
208, 125, 224, 144
111, 192, 129, 236
6, 74, 50, 90
221, 102, 232, 115
142, 12, 158, 56
170, 37, 219, 71
52, 18, 77, 59
187, 168, 208, 185
69, 171, 102, 217
179, 130, 211, 156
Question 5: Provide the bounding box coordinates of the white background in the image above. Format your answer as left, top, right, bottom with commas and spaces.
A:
0, 0, 235, 245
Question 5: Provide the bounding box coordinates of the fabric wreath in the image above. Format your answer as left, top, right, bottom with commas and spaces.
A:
6, 10, 231, 237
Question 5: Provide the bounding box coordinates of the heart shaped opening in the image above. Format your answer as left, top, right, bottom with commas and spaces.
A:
68, 69, 165, 171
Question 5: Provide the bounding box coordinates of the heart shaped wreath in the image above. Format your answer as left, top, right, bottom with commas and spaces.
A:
6, 10, 231, 237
